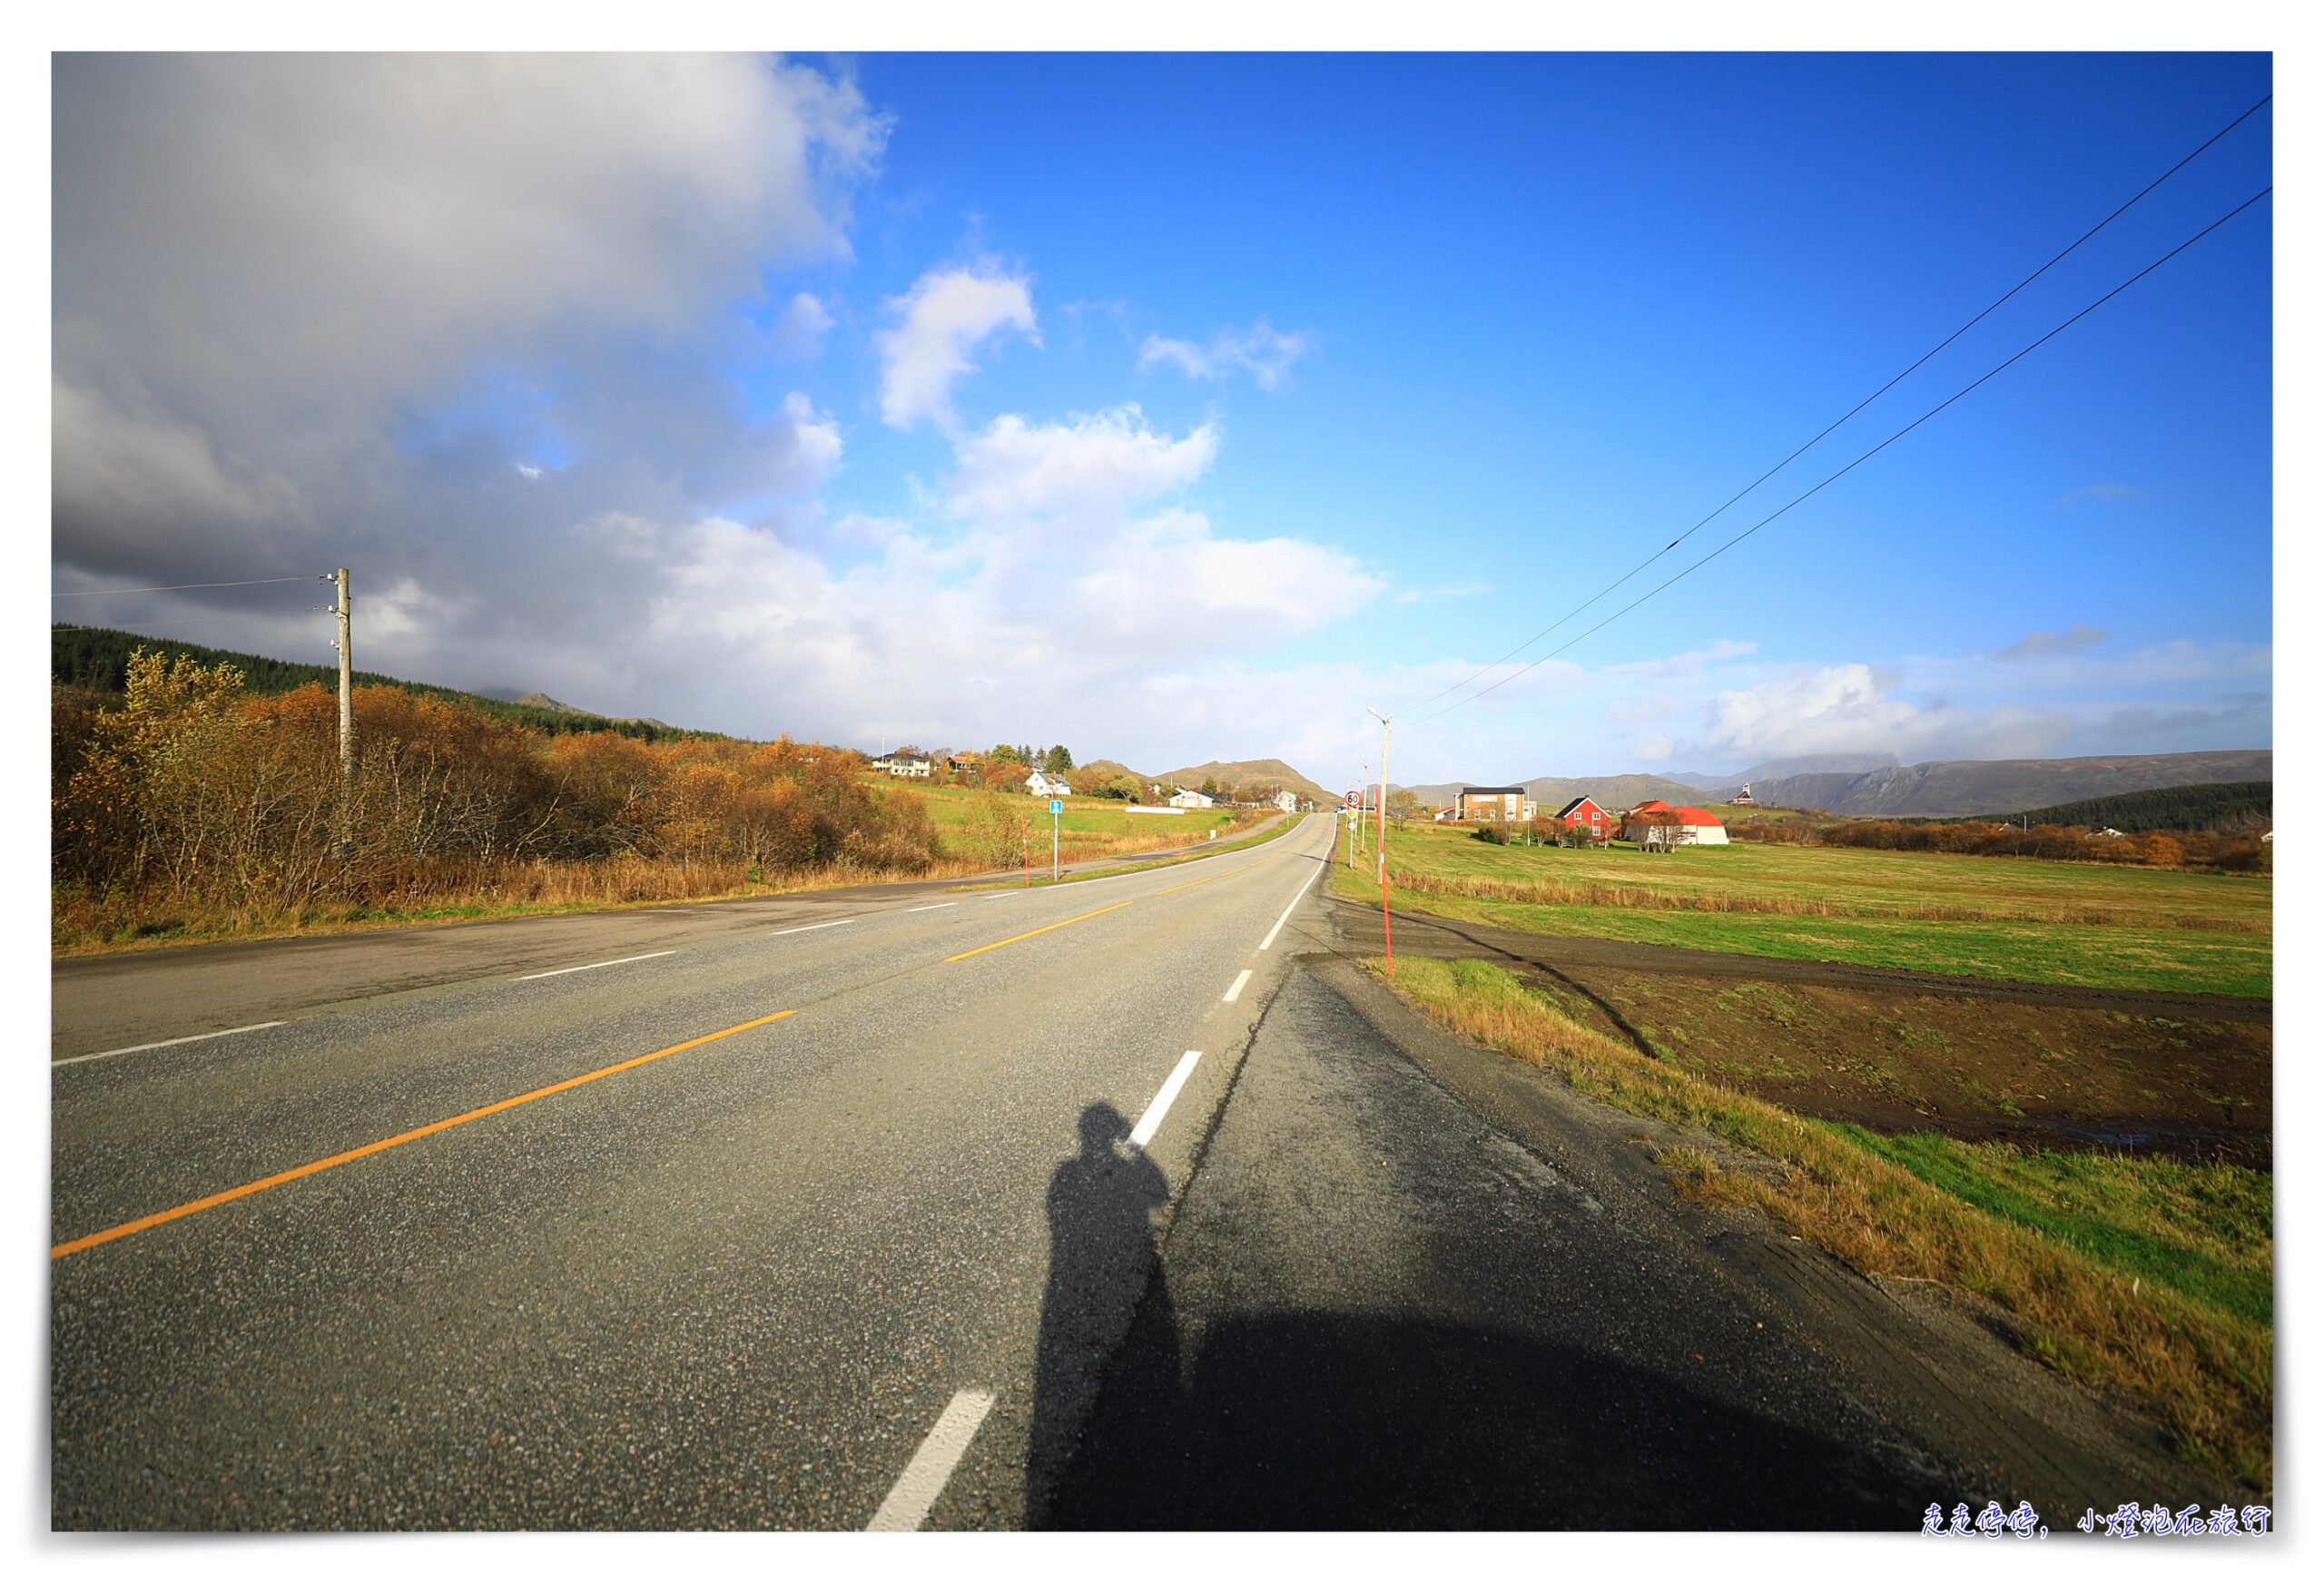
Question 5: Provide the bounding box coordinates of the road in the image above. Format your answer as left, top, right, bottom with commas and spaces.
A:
51, 811, 2191, 1529
53, 816, 1334, 1529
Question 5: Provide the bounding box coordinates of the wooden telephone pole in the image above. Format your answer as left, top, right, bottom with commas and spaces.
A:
329, 566, 353, 853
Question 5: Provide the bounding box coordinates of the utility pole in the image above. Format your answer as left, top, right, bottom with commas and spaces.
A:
334, 567, 353, 783
1367, 708, 1394, 974
322, 565, 353, 856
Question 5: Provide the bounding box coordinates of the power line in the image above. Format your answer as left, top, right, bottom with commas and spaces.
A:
53, 575, 321, 598
1402, 91, 2273, 717
1404, 184, 2273, 732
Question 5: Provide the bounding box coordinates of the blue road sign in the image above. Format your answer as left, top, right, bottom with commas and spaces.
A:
1049, 799, 1063, 814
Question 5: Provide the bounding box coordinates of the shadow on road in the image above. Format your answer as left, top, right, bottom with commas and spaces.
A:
1044, 1304, 1927, 1529
1027, 1102, 1177, 1527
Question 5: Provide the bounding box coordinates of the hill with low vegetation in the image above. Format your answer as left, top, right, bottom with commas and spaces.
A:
49, 640, 948, 954
54, 624, 703, 742
1728, 750, 2271, 817
1156, 758, 1332, 803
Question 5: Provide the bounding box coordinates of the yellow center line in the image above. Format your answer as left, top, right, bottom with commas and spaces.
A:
944, 900, 1137, 962
51, 1008, 799, 1260
1155, 860, 1261, 896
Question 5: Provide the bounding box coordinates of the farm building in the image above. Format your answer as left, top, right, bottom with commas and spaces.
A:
1618, 801, 1729, 845
1457, 785, 1526, 821
1555, 796, 1611, 838
1169, 787, 1216, 809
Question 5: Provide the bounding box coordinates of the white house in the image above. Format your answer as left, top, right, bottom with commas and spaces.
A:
1273, 789, 1301, 813
1169, 787, 1216, 809
871, 752, 931, 779
1025, 769, 1069, 798
1618, 801, 1729, 846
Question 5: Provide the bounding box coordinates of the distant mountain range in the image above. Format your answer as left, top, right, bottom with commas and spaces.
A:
1395, 750, 2273, 819
1706, 751, 2273, 817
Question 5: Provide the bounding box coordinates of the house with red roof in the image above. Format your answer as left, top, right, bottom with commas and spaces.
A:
1618, 801, 1729, 846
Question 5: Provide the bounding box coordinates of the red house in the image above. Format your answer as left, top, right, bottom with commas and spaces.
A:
1555, 795, 1610, 837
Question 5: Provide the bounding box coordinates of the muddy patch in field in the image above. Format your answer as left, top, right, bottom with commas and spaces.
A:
1512, 968, 2271, 1167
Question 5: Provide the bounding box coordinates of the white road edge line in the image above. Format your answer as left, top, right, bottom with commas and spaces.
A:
1223, 968, 1253, 1003
1258, 862, 1325, 951
60, 1020, 286, 1067
513, 950, 677, 982
771, 919, 855, 936
905, 902, 958, 912
866, 1388, 997, 1531
1128, 1050, 1203, 1150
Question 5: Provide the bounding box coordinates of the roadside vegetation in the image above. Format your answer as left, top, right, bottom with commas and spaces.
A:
1378, 957, 2271, 1490
53, 651, 966, 954
1334, 821, 2270, 998
52, 649, 1292, 956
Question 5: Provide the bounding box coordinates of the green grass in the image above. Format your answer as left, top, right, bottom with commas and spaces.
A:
1827, 1126, 2272, 1326
882, 779, 1252, 851
950, 807, 1306, 889
1379, 956, 2271, 1488
1344, 823, 2270, 998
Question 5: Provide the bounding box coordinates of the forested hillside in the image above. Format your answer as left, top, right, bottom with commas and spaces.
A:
2004, 781, 2272, 833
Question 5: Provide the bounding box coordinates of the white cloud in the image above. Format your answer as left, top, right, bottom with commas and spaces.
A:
1138, 318, 1315, 390
1698, 664, 2069, 763
947, 405, 1216, 526
781, 391, 843, 482
1394, 582, 1492, 605
875, 265, 1039, 430
773, 291, 836, 359
515, 463, 544, 481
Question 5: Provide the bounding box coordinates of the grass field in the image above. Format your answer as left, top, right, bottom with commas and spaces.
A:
1381, 957, 2271, 1489
877, 779, 1264, 868
1337, 821, 2270, 998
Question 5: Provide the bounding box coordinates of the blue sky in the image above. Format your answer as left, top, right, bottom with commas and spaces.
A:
51, 53, 2272, 785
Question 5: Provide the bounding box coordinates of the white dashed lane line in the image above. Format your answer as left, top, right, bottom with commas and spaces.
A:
57, 1020, 287, 1067
1223, 969, 1253, 1003
1128, 1050, 1202, 1150
905, 902, 958, 912
514, 950, 677, 982
866, 1389, 998, 1531
771, 919, 855, 936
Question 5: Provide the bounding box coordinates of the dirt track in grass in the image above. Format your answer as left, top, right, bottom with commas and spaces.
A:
1325, 898, 2271, 1166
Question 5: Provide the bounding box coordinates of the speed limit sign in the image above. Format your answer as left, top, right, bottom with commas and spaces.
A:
1344, 790, 1361, 810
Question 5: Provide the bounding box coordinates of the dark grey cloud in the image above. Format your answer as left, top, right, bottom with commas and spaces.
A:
1994, 622, 2108, 661
52, 54, 882, 715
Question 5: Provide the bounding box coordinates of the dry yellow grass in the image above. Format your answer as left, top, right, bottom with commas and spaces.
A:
1375, 956, 2271, 1491
50, 851, 994, 958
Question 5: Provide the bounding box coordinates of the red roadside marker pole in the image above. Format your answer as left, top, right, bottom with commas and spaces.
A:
1368, 708, 1393, 975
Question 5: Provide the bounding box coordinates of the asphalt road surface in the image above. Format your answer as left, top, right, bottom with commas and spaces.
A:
51, 812, 2193, 1529
53, 816, 1335, 1529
